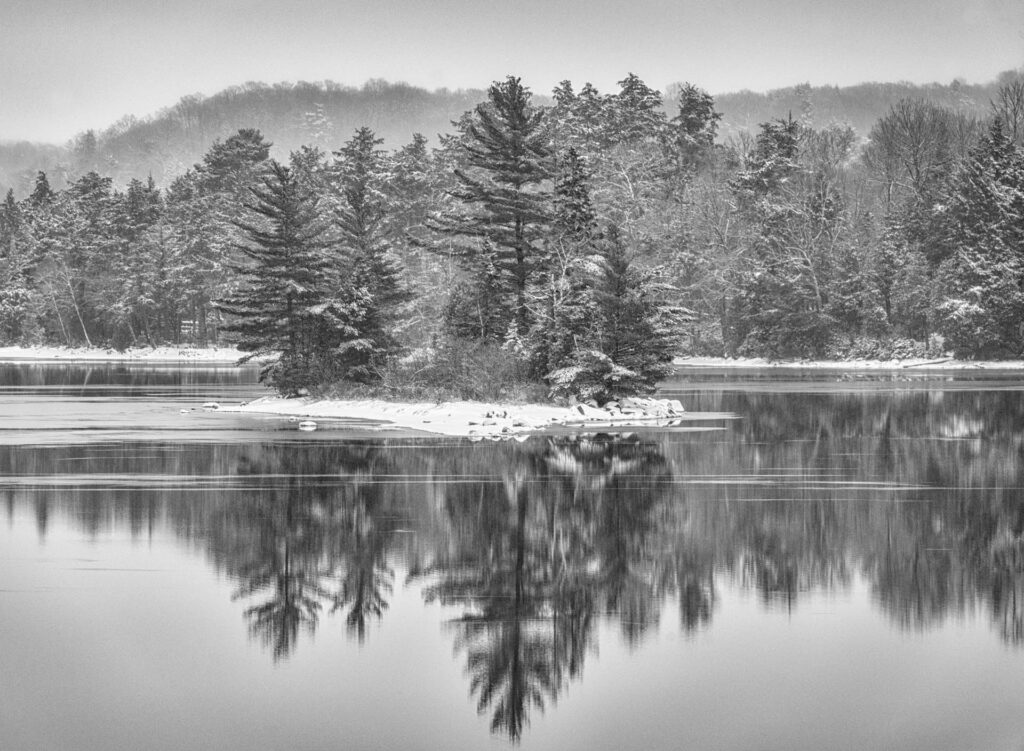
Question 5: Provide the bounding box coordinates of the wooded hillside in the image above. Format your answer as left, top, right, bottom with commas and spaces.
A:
3, 72, 1019, 198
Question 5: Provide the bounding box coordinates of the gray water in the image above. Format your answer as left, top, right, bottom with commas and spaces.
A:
2, 363, 1024, 751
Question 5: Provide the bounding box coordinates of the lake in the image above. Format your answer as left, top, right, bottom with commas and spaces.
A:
2, 362, 1023, 751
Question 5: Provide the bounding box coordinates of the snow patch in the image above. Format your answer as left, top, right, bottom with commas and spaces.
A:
673, 356, 1024, 370
218, 396, 691, 437
0, 345, 246, 363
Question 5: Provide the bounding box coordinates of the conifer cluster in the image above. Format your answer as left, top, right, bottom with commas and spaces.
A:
4, 72, 1024, 395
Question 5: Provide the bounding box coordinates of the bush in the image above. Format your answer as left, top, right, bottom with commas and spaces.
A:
546, 349, 653, 405
825, 335, 945, 361
326, 337, 547, 403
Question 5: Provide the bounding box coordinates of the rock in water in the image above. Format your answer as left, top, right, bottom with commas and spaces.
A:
298, 420, 317, 432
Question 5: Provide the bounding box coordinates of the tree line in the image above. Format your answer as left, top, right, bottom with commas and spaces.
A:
3, 73, 1024, 394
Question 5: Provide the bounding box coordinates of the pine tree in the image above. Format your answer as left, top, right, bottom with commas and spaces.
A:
217, 160, 367, 393
29, 172, 54, 206
167, 129, 271, 344
527, 148, 598, 377
333, 127, 411, 366
935, 118, 1024, 356
546, 226, 684, 403
0, 189, 36, 342
106, 178, 165, 346
430, 76, 554, 338
670, 83, 721, 173
608, 73, 667, 144
549, 75, 673, 231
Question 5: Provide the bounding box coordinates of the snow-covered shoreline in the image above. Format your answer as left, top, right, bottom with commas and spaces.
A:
4, 345, 1023, 371
674, 356, 1024, 370
0, 345, 246, 363
219, 395, 696, 438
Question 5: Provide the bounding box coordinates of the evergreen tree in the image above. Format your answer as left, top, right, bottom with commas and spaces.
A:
608, 73, 666, 144
217, 160, 368, 393
29, 171, 54, 206
527, 148, 598, 377
333, 127, 411, 367
547, 226, 684, 403
106, 178, 165, 346
430, 76, 554, 338
167, 129, 271, 344
670, 83, 721, 173
934, 118, 1024, 357
0, 190, 37, 342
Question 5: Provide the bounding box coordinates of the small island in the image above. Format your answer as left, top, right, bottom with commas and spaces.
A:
3, 74, 1023, 428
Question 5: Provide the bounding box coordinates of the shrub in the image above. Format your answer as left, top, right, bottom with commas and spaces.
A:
326, 337, 546, 403
546, 349, 652, 405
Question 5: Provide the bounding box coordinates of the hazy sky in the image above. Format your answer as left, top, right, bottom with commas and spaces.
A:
2, 0, 1023, 143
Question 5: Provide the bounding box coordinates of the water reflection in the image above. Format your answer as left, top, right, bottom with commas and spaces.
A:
413, 436, 672, 738
205, 445, 406, 658
4, 385, 1024, 743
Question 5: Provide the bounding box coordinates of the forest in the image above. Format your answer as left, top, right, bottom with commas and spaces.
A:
3, 71, 1024, 397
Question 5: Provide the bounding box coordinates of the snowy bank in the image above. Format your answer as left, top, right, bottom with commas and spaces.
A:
217, 395, 695, 437
674, 356, 1024, 370
0, 345, 246, 363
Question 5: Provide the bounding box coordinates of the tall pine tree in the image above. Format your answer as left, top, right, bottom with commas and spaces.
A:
430, 76, 554, 339
935, 118, 1024, 356
334, 127, 411, 364
217, 160, 368, 393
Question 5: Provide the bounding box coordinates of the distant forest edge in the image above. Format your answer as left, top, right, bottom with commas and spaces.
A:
2, 71, 1023, 197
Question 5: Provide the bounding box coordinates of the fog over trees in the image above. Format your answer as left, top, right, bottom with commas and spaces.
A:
3, 69, 1024, 393
2, 74, 1020, 198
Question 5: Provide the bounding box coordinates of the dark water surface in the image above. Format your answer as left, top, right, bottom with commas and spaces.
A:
2, 364, 1024, 751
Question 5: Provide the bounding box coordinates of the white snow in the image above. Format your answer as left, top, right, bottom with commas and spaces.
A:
673, 356, 1024, 370
220, 395, 693, 437
0, 345, 246, 363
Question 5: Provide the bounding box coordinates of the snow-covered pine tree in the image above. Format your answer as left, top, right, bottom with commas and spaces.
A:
29, 172, 54, 207
546, 225, 685, 403
0, 189, 37, 343
333, 127, 412, 371
217, 160, 369, 393
935, 118, 1024, 357
429, 76, 554, 339
527, 147, 598, 377
670, 83, 721, 174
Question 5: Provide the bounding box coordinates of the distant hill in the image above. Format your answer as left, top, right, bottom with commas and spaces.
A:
2, 71, 1020, 198
707, 73, 1019, 139
1, 80, 490, 197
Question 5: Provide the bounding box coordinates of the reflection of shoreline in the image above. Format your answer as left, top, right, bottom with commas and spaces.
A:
5, 413, 1024, 740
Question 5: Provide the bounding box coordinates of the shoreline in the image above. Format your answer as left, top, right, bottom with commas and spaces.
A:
0, 345, 246, 363
2, 345, 1023, 371
673, 356, 1024, 370
217, 395, 719, 438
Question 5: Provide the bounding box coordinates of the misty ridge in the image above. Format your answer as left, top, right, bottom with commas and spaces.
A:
1, 70, 1022, 197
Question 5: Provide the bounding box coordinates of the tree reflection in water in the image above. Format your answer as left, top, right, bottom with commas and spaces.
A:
209, 445, 404, 659
6, 385, 1024, 740
416, 435, 673, 739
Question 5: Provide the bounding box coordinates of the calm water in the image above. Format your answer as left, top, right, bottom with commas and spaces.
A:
2, 363, 1024, 751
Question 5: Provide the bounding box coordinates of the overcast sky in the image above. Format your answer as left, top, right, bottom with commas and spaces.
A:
2, 0, 1023, 143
